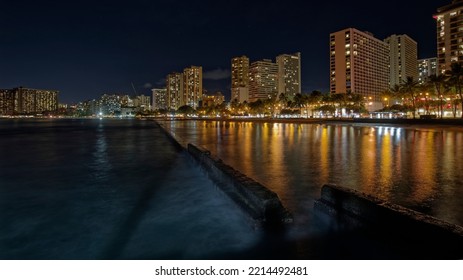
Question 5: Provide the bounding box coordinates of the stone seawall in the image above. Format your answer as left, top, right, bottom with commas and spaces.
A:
314, 184, 463, 258
155, 121, 292, 229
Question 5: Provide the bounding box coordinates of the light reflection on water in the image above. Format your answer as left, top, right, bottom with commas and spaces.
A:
166, 120, 463, 229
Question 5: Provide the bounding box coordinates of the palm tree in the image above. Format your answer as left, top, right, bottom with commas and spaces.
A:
400, 77, 420, 119
292, 93, 304, 116
330, 93, 347, 117
427, 74, 448, 119
306, 91, 323, 117
346, 93, 365, 116
446, 62, 463, 118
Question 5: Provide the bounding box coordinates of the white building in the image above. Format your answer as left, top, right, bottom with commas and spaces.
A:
418, 58, 438, 84
330, 28, 389, 111
384, 34, 418, 87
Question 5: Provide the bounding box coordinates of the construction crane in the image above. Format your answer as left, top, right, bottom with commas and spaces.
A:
131, 82, 137, 95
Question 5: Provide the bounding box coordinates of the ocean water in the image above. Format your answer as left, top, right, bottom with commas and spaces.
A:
163, 120, 463, 235
0, 119, 260, 259
3, 118, 462, 259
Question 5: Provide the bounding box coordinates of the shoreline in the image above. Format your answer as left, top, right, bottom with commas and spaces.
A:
4, 115, 463, 127
156, 116, 463, 127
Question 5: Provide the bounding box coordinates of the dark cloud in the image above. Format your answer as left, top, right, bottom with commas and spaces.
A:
203, 68, 231, 80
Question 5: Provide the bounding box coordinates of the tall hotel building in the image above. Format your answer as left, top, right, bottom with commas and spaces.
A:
249, 59, 278, 102
418, 58, 438, 83
166, 73, 183, 110
183, 66, 203, 109
435, 0, 463, 73
276, 52, 301, 97
330, 28, 389, 111
0, 87, 58, 115
384, 34, 418, 87
231, 56, 250, 103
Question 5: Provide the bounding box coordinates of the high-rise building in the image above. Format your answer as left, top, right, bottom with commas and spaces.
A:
183, 66, 203, 109
384, 34, 418, 87
100, 94, 122, 115
152, 88, 168, 110
435, 0, 463, 73
76, 99, 100, 116
249, 59, 278, 102
133, 95, 151, 111
231, 56, 250, 103
0, 87, 58, 115
276, 52, 301, 97
330, 28, 389, 111
166, 72, 183, 110
0, 89, 15, 115
418, 58, 438, 83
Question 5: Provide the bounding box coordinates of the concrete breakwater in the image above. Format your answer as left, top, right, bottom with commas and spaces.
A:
315, 184, 463, 258
155, 121, 292, 229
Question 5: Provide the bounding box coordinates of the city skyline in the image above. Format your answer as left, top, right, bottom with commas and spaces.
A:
0, 0, 449, 103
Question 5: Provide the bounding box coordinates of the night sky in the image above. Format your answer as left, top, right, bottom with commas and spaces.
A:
0, 0, 450, 104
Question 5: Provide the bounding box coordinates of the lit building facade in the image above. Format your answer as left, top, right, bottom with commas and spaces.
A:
183, 66, 203, 109
166, 72, 183, 110
330, 28, 389, 111
249, 59, 278, 102
152, 88, 168, 110
202, 91, 225, 107
0, 87, 58, 115
100, 94, 122, 115
418, 57, 438, 83
76, 99, 100, 116
0, 89, 15, 115
384, 34, 418, 86
435, 0, 463, 73
276, 52, 301, 97
133, 95, 151, 111
231, 56, 250, 103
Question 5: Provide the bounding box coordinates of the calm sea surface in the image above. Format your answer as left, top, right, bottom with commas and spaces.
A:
164, 120, 463, 232
2, 118, 463, 259
0, 119, 259, 259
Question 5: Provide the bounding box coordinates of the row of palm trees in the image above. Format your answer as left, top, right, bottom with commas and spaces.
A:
228, 91, 367, 118
383, 62, 463, 119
